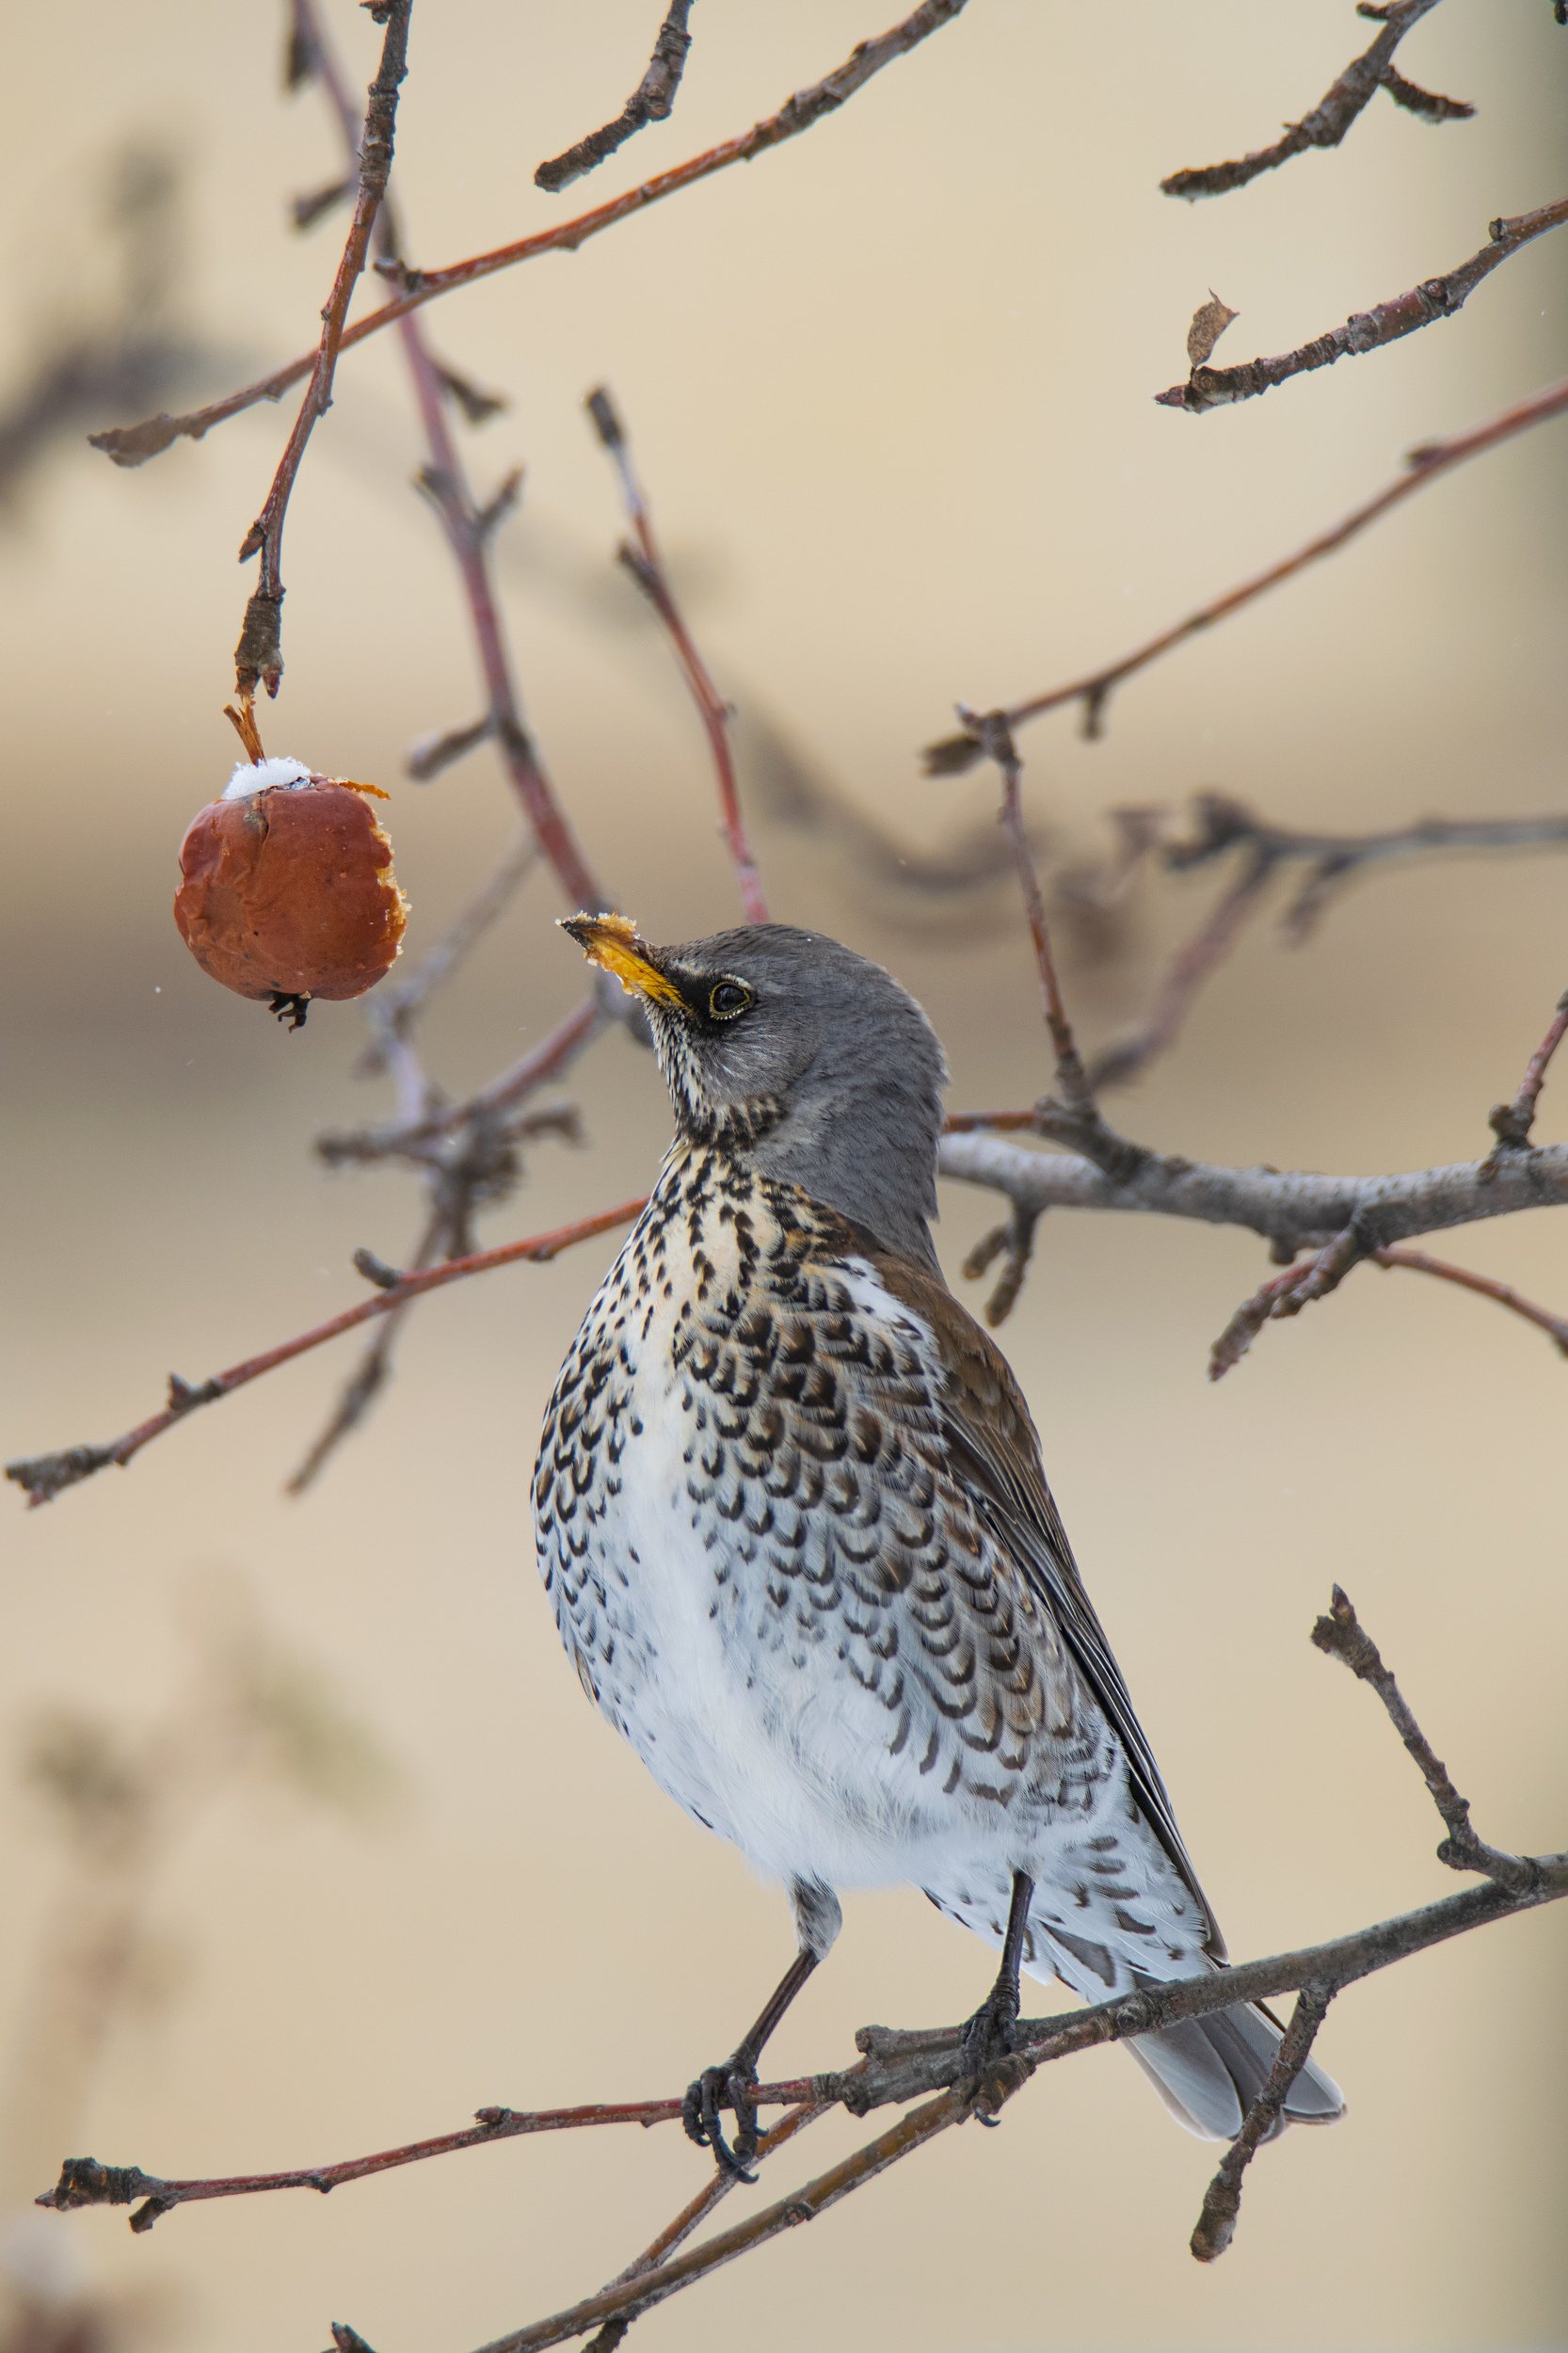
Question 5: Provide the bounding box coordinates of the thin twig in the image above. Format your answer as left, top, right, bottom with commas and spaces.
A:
356, 834, 539, 1079
89, 0, 974, 470
1487, 985, 1568, 1151
535, 1, 695, 194
957, 710, 1095, 1116
319, 997, 606, 1169
1087, 805, 1568, 1091
1088, 847, 1272, 1091
1189, 1989, 1333, 2261
1311, 1586, 1541, 1892
1372, 1246, 1568, 1361
5, 1201, 643, 1508
923, 374, 1568, 761
582, 2099, 824, 2353
1160, 0, 1457, 201
288, 0, 607, 908
232, 1, 412, 696
1155, 197, 1568, 414
284, 1203, 450, 1496
585, 386, 768, 923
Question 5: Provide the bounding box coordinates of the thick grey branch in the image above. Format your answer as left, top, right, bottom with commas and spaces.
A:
937, 1130, 1568, 1256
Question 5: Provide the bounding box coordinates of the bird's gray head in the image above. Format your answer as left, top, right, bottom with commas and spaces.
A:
562, 915, 948, 1265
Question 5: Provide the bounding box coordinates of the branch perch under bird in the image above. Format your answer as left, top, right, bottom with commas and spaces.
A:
34, 1595, 1566, 2345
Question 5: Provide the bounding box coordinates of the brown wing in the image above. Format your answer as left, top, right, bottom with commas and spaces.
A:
864, 1238, 1226, 1960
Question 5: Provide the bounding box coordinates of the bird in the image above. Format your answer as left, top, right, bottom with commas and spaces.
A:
533, 914, 1343, 2176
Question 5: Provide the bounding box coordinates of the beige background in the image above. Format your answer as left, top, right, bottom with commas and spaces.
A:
3, 3, 1567, 2347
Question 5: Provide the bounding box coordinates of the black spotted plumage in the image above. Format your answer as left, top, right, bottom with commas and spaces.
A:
533, 917, 1344, 2154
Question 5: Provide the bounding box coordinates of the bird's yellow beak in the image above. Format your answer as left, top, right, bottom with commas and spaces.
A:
559, 912, 686, 1009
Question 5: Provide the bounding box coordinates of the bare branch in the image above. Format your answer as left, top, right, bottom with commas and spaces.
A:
1372, 1246, 1568, 1361
936, 1128, 1568, 1277
89, 0, 974, 467
923, 374, 1568, 762
1189, 1989, 1333, 2261
585, 385, 768, 923
1160, 0, 1458, 201
5, 1201, 643, 1509
1311, 1586, 1541, 1892
1156, 198, 1568, 415
228, 1, 412, 696
535, 1, 695, 194
956, 710, 1096, 1121
1088, 846, 1272, 1091
1488, 985, 1568, 1151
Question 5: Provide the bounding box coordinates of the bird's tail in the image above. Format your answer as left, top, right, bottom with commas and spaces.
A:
1123, 1977, 1344, 2143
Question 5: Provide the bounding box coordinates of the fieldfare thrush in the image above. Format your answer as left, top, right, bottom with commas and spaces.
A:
535, 917, 1343, 2175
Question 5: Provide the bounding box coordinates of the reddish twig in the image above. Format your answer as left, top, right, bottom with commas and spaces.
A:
582, 2098, 824, 2353
293, 0, 607, 911
1155, 197, 1568, 415
5, 1200, 643, 1509
585, 385, 768, 924
957, 711, 1089, 1110
1372, 1246, 1568, 1361
923, 373, 1568, 761
1487, 984, 1568, 1151
231, 1, 411, 697
89, 0, 973, 472
1160, 0, 1460, 201
535, 0, 695, 194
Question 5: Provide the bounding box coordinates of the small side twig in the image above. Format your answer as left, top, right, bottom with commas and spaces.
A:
1189, 1988, 1333, 2261
232, 0, 412, 696
1208, 1226, 1368, 1380
922, 374, 1568, 760
1487, 984, 1568, 1152
1160, 0, 1457, 201
960, 1201, 1040, 1327
1311, 1586, 1540, 1892
1156, 197, 1568, 415
535, 0, 695, 194
585, 384, 767, 924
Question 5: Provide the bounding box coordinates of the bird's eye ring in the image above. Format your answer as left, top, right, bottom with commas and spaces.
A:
708, 979, 753, 1020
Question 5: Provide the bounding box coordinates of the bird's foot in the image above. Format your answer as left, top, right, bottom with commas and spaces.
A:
267, 990, 311, 1031
682, 2055, 762, 2183
957, 1981, 1021, 2126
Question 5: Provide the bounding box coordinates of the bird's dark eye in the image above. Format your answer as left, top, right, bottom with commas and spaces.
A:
708, 979, 753, 1020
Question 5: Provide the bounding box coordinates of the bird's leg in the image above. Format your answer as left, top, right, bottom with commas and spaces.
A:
682, 1945, 819, 2184
958, 1869, 1034, 2121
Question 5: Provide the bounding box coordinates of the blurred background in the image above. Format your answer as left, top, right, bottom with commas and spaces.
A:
2, 2, 1566, 2346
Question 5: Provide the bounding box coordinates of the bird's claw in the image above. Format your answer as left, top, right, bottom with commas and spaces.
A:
682, 2057, 763, 2182
958, 1985, 1020, 2126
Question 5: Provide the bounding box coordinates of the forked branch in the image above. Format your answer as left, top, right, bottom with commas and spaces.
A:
1160, 0, 1464, 201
